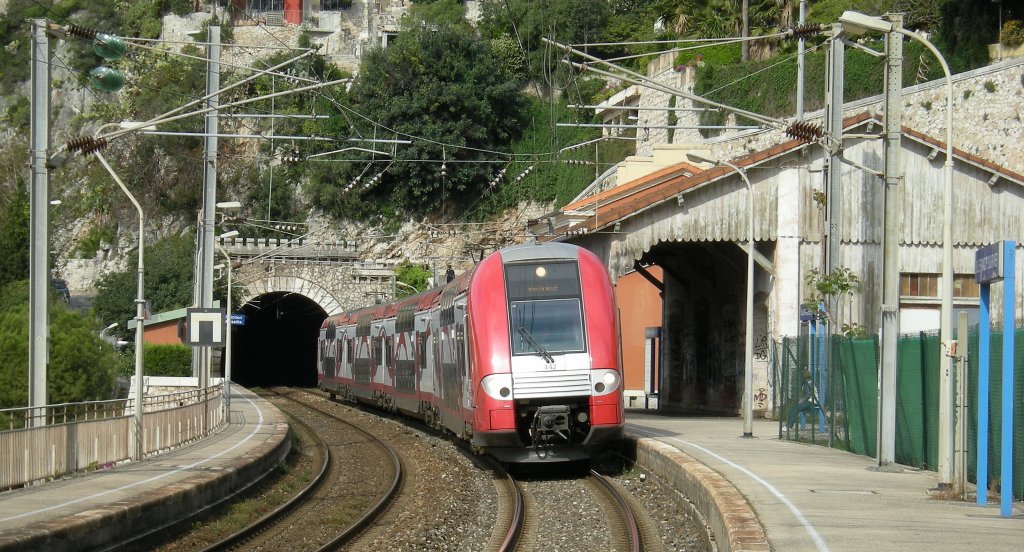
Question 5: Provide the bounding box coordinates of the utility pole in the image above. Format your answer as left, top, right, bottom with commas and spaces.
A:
198, 24, 221, 389
796, 0, 807, 120
878, 14, 903, 468
825, 24, 844, 280
741, 0, 750, 62
28, 19, 51, 424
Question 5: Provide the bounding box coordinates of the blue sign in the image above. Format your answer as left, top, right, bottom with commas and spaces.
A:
975, 242, 1004, 284
230, 313, 246, 326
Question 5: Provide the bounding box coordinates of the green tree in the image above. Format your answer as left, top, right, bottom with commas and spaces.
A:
0, 183, 29, 288
479, 0, 611, 87
310, 16, 530, 219
0, 303, 120, 409
395, 260, 433, 297
936, 0, 1005, 73
93, 234, 197, 340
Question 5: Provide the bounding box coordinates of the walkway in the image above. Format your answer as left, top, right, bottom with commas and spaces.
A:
626, 415, 1022, 551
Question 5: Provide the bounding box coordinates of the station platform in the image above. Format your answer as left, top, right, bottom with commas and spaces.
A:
626, 414, 1022, 552
0, 387, 289, 552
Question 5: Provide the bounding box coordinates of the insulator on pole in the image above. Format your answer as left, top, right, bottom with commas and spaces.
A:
785, 120, 824, 143
65, 24, 98, 40
786, 24, 827, 40
93, 33, 126, 60
80, 137, 109, 155
66, 137, 93, 153
89, 66, 125, 92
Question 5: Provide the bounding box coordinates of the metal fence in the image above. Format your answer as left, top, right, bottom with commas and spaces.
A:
0, 386, 223, 491
773, 326, 1024, 500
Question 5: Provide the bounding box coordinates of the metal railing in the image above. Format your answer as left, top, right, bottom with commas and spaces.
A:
0, 386, 223, 491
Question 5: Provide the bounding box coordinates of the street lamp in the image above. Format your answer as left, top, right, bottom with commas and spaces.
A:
93, 145, 146, 461
839, 9, 956, 482
216, 221, 240, 413
687, 152, 756, 438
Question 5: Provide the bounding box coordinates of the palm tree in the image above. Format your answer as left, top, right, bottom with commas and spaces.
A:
673, 0, 792, 38
672, 0, 793, 60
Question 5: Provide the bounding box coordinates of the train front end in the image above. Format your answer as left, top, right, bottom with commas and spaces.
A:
469, 242, 624, 463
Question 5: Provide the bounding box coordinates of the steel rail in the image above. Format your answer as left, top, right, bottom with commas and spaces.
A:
199, 402, 331, 552
479, 456, 525, 552
590, 469, 641, 552
290, 389, 405, 551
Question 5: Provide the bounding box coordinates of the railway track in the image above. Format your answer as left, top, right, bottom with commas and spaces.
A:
202, 387, 403, 551
174, 387, 667, 551
588, 469, 643, 552
508, 464, 646, 552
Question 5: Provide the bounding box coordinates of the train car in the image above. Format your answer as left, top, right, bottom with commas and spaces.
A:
318, 241, 624, 463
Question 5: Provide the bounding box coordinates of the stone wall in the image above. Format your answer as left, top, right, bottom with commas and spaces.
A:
632, 53, 1024, 175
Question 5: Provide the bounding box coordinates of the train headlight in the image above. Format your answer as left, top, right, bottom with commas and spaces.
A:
481, 374, 513, 401
591, 369, 620, 396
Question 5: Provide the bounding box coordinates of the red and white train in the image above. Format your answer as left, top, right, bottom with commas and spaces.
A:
317, 241, 624, 463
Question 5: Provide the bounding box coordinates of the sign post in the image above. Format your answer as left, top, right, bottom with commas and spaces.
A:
973, 240, 1016, 517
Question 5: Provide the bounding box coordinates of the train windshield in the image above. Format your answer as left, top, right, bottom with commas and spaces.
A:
505, 261, 585, 355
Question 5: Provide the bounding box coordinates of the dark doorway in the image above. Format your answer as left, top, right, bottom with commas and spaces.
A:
232, 292, 326, 387
645, 241, 746, 415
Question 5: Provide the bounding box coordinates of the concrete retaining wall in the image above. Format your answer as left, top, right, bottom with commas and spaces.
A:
633, 437, 769, 552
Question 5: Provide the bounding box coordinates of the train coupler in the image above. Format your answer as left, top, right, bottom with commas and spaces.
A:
530, 405, 572, 445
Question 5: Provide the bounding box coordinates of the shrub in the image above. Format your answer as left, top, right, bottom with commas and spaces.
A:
143, 343, 192, 377
1000, 20, 1024, 46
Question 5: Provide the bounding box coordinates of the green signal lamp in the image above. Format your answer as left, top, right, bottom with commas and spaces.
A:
93, 33, 126, 60
89, 66, 125, 92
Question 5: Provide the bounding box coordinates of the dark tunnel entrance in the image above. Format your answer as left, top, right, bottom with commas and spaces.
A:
231, 291, 327, 388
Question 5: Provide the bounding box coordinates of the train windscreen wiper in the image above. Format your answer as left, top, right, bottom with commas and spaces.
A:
518, 325, 554, 364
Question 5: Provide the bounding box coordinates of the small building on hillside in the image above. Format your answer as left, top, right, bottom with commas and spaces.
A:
127, 302, 222, 346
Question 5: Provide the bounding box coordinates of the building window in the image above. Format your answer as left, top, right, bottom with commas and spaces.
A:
249, 0, 284, 11
953, 274, 980, 299
900, 273, 980, 299
322, 0, 349, 9
900, 273, 938, 298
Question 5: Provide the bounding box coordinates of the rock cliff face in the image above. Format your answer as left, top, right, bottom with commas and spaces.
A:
40, 3, 506, 294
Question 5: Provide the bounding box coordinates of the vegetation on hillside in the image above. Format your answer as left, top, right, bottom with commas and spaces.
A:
0, 0, 1019, 365
91, 234, 208, 340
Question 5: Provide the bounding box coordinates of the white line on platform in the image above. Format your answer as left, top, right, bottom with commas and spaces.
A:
0, 391, 266, 524
630, 426, 830, 552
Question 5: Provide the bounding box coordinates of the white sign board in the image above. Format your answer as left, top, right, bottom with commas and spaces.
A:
187, 308, 225, 347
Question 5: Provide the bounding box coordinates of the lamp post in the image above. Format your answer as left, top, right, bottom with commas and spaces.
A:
839, 10, 955, 481
215, 202, 240, 411
687, 152, 756, 437
93, 146, 146, 461
215, 235, 236, 413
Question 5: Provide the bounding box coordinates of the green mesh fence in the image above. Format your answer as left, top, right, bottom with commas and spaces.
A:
775, 329, 848, 449
967, 328, 1024, 500
895, 331, 941, 469
836, 336, 877, 457
773, 328, 1024, 501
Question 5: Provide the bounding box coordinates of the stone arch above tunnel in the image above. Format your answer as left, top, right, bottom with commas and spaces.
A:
240, 276, 342, 315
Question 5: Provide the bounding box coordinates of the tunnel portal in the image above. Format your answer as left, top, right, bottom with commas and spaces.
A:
231, 291, 327, 388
